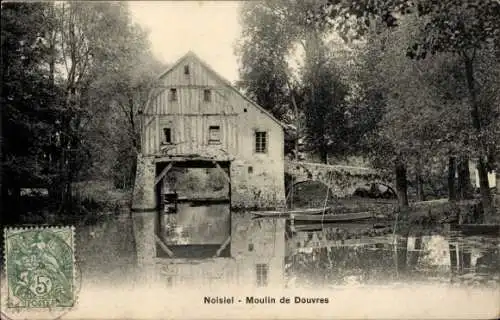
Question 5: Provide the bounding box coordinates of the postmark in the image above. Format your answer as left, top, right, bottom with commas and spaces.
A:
4, 227, 76, 310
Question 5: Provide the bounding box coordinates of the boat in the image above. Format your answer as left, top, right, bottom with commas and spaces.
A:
291, 222, 374, 233
251, 207, 331, 218
448, 223, 500, 236
291, 211, 373, 223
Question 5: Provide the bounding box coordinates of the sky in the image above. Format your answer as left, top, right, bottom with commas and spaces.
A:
129, 1, 242, 83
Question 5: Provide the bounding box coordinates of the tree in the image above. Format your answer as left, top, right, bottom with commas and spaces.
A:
1, 2, 63, 220
236, 0, 299, 120
88, 50, 164, 188
2, 2, 159, 216
47, 2, 158, 204
300, 35, 350, 163
313, 0, 500, 217
237, 0, 355, 162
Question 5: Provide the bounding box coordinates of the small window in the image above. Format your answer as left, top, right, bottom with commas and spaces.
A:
163, 128, 172, 143
248, 243, 254, 252
208, 126, 220, 144
256, 264, 268, 287
204, 89, 211, 102
170, 88, 177, 101
248, 166, 253, 174
184, 65, 190, 75
255, 131, 267, 153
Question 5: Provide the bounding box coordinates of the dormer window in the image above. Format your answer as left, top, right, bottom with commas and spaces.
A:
204, 89, 211, 102
169, 88, 177, 101
184, 65, 190, 75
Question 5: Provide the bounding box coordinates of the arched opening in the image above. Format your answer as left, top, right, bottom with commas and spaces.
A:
286, 179, 336, 209
352, 181, 397, 200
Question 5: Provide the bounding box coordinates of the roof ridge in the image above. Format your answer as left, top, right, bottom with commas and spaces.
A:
143, 51, 285, 128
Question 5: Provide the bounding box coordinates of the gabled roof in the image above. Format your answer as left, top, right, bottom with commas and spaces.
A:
143, 51, 286, 128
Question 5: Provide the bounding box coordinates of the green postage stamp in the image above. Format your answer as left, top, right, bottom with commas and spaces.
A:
4, 227, 76, 309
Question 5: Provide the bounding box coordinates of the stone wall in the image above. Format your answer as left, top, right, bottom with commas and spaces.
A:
131, 155, 157, 211
230, 158, 285, 210
286, 161, 392, 198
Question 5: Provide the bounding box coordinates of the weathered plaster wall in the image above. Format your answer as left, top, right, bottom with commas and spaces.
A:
231, 215, 286, 288
131, 154, 158, 281
131, 210, 157, 281
286, 161, 392, 198
156, 259, 237, 287
230, 156, 285, 209
131, 155, 157, 210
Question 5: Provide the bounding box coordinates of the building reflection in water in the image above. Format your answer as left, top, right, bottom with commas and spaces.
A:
149, 212, 286, 289
78, 212, 499, 289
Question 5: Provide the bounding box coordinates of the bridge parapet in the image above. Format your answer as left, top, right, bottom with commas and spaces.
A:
285, 160, 392, 198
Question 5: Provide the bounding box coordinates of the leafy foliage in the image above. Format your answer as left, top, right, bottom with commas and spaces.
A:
236, 0, 357, 161
1, 2, 161, 219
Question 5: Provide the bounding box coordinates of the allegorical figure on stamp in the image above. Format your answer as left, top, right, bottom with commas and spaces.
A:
4, 227, 75, 309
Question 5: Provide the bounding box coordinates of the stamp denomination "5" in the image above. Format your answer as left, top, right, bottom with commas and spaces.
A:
4, 227, 76, 309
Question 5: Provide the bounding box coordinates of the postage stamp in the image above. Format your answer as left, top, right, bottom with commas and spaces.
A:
4, 227, 76, 309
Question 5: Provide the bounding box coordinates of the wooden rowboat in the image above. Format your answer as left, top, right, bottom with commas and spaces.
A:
291, 222, 374, 233
291, 211, 373, 223
251, 207, 331, 218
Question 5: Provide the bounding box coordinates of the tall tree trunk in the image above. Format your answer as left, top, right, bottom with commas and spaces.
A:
415, 161, 425, 201
496, 170, 500, 193
448, 156, 457, 202
395, 158, 409, 210
463, 53, 494, 217
476, 159, 493, 208
319, 144, 328, 164
457, 156, 473, 200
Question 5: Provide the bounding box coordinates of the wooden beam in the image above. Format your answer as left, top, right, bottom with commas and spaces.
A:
155, 116, 160, 152
213, 236, 231, 258
212, 161, 231, 184
155, 162, 173, 186
143, 113, 238, 117
144, 116, 155, 128
155, 234, 174, 258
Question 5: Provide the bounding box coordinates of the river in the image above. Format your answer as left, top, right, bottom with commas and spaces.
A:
73, 211, 499, 289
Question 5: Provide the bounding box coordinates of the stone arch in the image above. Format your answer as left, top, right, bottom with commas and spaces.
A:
351, 180, 397, 199
285, 160, 395, 199
286, 179, 336, 208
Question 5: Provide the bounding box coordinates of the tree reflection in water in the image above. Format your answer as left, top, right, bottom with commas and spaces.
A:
286, 230, 500, 288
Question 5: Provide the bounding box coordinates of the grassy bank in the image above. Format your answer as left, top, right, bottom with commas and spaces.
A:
289, 180, 487, 227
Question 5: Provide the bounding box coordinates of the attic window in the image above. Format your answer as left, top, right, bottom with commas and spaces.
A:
169, 88, 177, 101
204, 89, 211, 102
208, 126, 220, 144
184, 65, 190, 75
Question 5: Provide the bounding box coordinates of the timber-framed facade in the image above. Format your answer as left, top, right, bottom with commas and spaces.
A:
130, 52, 287, 284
